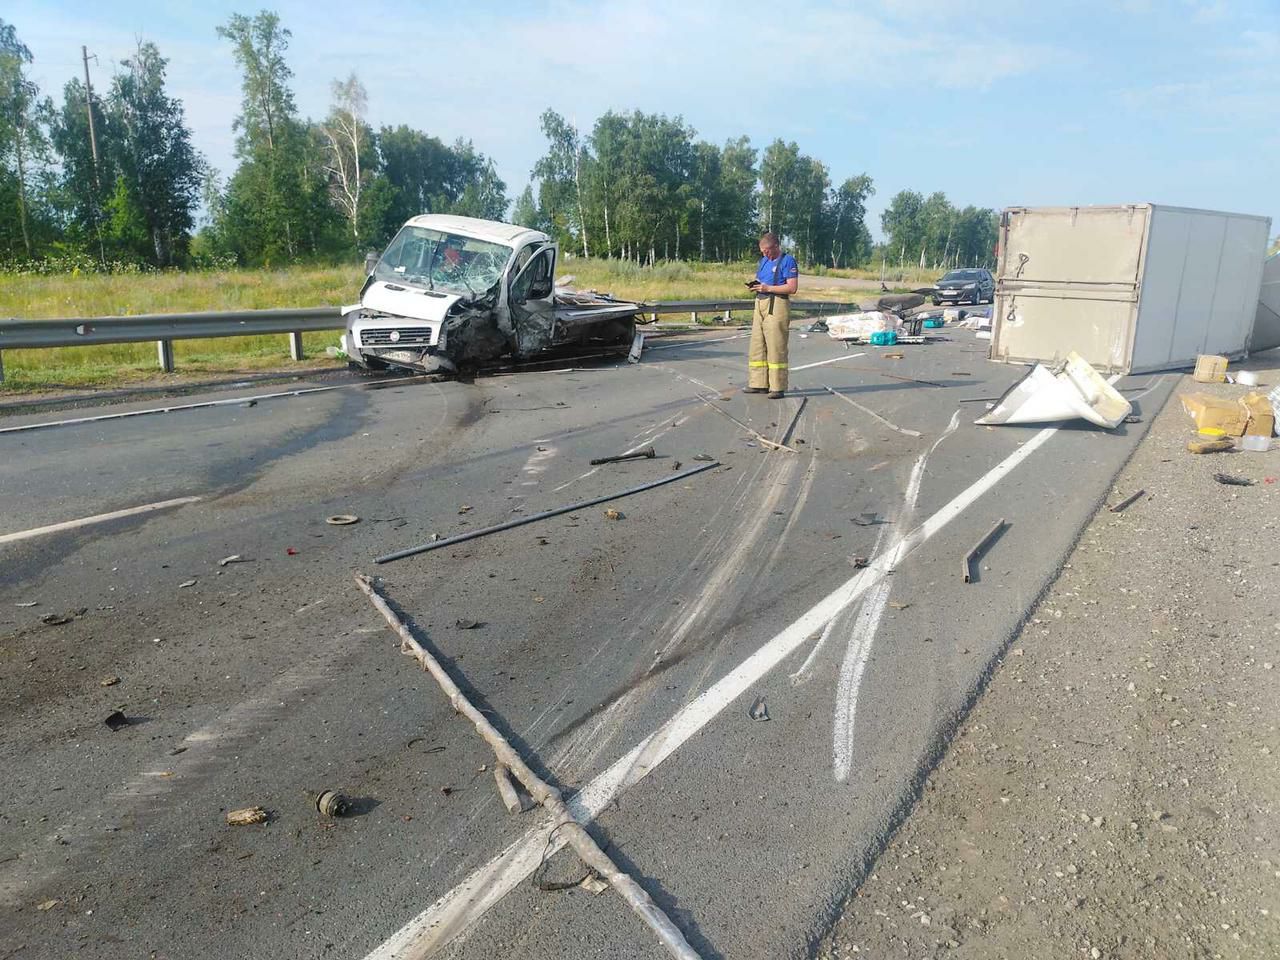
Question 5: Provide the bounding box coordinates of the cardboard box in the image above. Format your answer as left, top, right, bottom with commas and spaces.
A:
1241, 392, 1275, 437
1181, 392, 1275, 437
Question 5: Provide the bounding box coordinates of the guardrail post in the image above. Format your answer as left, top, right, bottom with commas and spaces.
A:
722, 309, 731, 324
690, 311, 699, 324
650, 309, 658, 323
157, 339, 174, 373
0, 350, 5, 384
288, 331, 304, 361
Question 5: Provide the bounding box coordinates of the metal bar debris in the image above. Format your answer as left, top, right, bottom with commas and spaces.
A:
1108, 489, 1145, 513
590, 445, 656, 466
354, 574, 703, 960
373, 460, 721, 563
697, 396, 797, 452
962, 518, 1006, 583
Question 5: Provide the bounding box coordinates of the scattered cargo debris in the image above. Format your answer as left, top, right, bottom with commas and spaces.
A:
104, 710, 130, 731
15, 600, 38, 607
226, 806, 268, 826
962, 519, 1006, 583
373, 460, 720, 563
315, 790, 350, 818
40, 609, 85, 626
326, 515, 360, 526
604, 509, 625, 521
590, 445, 656, 466
178, 578, 197, 589
1238, 434, 1271, 452
1109, 490, 1145, 513
354, 574, 704, 960
342, 215, 641, 376
628, 331, 645, 364
1188, 437, 1235, 454
218, 554, 248, 567
1181, 392, 1274, 438
100, 676, 121, 687
748, 697, 770, 721
455, 619, 482, 630
977, 352, 1131, 429
1193, 354, 1229, 383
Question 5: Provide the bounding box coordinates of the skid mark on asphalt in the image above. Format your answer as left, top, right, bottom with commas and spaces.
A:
832, 410, 960, 780
362, 411, 1067, 959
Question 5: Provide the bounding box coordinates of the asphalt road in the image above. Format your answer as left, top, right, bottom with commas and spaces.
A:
0, 324, 1174, 960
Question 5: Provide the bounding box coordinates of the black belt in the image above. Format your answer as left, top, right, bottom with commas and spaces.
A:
756, 293, 790, 300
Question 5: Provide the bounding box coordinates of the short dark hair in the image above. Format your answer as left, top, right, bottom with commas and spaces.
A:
759, 231, 778, 244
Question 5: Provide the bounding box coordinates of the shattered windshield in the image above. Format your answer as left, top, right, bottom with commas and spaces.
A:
374, 226, 512, 296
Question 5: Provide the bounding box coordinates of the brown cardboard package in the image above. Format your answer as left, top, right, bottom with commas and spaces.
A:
1181, 392, 1275, 437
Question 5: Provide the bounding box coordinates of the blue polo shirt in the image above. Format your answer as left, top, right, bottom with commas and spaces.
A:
757, 253, 799, 286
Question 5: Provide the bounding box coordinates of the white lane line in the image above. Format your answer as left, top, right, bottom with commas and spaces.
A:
0, 496, 202, 545
0, 375, 432, 436
822, 384, 922, 437
791, 352, 865, 371
362, 413, 1068, 960
832, 410, 960, 780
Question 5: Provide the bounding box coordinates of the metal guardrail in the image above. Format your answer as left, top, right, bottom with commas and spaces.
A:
0, 298, 863, 381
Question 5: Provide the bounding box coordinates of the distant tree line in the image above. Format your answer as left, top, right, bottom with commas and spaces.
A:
517, 109, 877, 269
0, 10, 999, 272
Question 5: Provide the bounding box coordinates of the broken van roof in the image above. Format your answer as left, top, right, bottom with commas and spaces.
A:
403, 214, 548, 246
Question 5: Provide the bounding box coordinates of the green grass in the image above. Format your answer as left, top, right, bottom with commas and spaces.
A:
0, 258, 882, 393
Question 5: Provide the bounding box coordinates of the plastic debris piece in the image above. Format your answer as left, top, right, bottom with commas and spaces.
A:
218, 554, 247, 566
100, 676, 121, 687
748, 697, 770, 721
104, 711, 129, 732
581, 873, 609, 895
15, 601, 38, 607
326, 515, 360, 525
604, 509, 624, 521
286, 547, 299, 556
455, 619, 482, 630
1213, 473, 1254, 487
226, 806, 268, 826
977, 352, 1131, 429
850, 556, 869, 569
458, 505, 473, 515
35, 899, 60, 911
178, 579, 197, 589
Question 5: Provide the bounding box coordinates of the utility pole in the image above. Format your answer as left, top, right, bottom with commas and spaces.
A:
81, 46, 101, 190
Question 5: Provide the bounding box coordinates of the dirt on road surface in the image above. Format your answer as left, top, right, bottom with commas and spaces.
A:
816, 362, 1280, 959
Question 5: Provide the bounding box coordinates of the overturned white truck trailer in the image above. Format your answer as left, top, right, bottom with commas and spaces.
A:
989, 204, 1272, 374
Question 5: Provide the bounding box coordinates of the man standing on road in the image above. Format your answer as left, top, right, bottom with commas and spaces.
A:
746, 231, 799, 398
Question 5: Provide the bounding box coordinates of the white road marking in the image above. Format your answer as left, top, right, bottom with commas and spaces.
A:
0, 496, 202, 545
362, 411, 1070, 960
821, 384, 922, 437
791, 352, 866, 371
1123, 374, 1166, 403
0, 375, 432, 435
832, 411, 960, 780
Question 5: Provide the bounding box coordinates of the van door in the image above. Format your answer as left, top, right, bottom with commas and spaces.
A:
508, 244, 557, 357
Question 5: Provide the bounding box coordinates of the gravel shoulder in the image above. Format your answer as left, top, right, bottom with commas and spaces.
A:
816, 360, 1280, 960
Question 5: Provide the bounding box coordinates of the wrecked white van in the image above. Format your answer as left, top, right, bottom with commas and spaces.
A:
341, 214, 641, 373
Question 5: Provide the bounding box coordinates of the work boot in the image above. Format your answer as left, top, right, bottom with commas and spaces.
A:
744, 386, 768, 394
767, 390, 785, 399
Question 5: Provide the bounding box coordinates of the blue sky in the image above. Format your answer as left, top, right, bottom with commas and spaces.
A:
9, 0, 1279, 240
